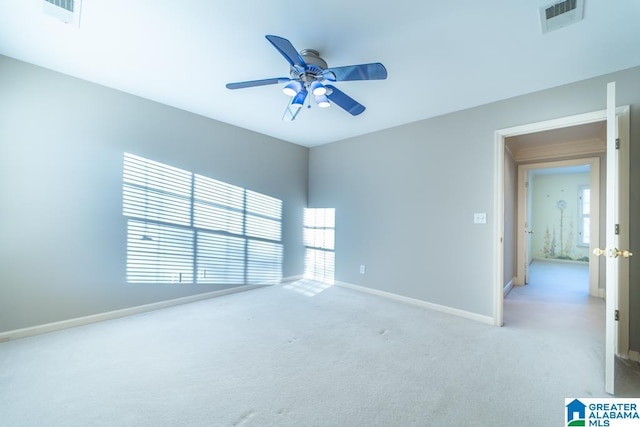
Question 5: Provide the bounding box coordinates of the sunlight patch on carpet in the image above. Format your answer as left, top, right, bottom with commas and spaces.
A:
283, 279, 333, 296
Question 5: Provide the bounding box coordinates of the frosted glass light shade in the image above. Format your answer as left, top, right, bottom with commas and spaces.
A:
315, 94, 330, 108
310, 81, 326, 96
283, 81, 302, 97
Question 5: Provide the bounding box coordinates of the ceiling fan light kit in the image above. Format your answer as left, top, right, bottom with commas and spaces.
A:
226, 35, 387, 120
282, 81, 302, 97
315, 94, 330, 108
309, 80, 326, 96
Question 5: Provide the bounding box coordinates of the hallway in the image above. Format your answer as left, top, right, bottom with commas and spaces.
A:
504, 260, 640, 396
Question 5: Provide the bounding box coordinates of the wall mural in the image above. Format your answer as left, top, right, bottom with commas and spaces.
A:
540, 199, 588, 262
532, 172, 590, 263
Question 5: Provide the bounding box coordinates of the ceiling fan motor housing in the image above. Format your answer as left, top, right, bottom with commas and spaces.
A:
291, 49, 328, 82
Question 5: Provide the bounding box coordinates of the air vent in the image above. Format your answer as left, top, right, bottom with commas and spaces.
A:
43, 0, 82, 25
45, 0, 74, 12
539, 0, 584, 33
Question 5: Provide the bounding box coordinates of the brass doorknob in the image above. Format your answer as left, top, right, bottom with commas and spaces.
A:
593, 248, 633, 258
614, 249, 633, 258
593, 248, 607, 257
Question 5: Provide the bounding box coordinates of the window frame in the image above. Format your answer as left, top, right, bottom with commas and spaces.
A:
578, 185, 590, 247
303, 208, 335, 284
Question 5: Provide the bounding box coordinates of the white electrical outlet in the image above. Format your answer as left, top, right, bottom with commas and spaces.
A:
359, 265, 366, 274
474, 213, 487, 224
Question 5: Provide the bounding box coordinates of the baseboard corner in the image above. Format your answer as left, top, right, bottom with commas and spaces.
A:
503, 278, 515, 297
281, 275, 304, 283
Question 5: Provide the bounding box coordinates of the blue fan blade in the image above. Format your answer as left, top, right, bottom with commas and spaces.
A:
325, 85, 365, 116
226, 77, 290, 90
265, 35, 306, 68
324, 63, 387, 81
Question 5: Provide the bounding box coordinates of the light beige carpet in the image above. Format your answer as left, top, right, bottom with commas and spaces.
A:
0, 261, 638, 426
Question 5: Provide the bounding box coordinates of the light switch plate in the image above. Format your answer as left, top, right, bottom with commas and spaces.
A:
474, 213, 487, 224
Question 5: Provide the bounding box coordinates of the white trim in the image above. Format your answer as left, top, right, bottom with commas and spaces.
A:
629, 350, 640, 363
494, 128, 505, 326
498, 109, 607, 137
0, 285, 263, 342
598, 288, 606, 298
336, 281, 494, 325
615, 105, 631, 360
531, 257, 589, 265
605, 83, 617, 394
503, 278, 515, 297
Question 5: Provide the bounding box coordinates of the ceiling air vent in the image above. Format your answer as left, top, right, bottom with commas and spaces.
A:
539, 0, 584, 33
43, 0, 82, 25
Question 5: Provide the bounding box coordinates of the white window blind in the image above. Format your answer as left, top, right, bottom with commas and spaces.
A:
122, 153, 283, 284
578, 186, 590, 246
304, 208, 335, 284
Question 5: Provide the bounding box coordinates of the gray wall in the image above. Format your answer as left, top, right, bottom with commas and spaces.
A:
2, 53, 639, 351
0, 56, 309, 333
308, 66, 640, 349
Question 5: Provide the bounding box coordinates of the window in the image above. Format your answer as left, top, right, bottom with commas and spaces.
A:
304, 208, 335, 284
122, 153, 283, 284
578, 185, 590, 246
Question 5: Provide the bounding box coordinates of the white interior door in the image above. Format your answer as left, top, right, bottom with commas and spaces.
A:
523, 171, 532, 284
603, 81, 624, 395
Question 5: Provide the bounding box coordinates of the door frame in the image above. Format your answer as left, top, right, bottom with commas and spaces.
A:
515, 157, 600, 298
493, 106, 630, 358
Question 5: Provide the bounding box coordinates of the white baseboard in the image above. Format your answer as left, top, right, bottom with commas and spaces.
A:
0, 284, 263, 343
629, 350, 640, 362
503, 278, 515, 297
598, 288, 606, 298
532, 257, 589, 265
335, 281, 494, 325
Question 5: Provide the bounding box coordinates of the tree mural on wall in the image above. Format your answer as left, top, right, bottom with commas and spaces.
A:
543, 226, 551, 256
557, 199, 567, 258
541, 199, 584, 261
534, 173, 591, 263
564, 220, 575, 258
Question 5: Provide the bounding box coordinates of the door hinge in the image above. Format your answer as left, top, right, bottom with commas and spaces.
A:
615, 138, 620, 149
615, 224, 620, 235
615, 310, 620, 321
525, 181, 529, 188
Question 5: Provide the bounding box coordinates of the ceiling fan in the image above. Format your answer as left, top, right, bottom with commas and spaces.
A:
226, 35, 387, 120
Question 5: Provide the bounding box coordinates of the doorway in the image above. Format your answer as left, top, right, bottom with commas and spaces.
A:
506, 161, 599, 330
516, 157, 601, 298
493, 104, 630, 356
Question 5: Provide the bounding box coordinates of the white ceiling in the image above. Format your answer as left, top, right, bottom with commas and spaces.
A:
1, 0, 639, 147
